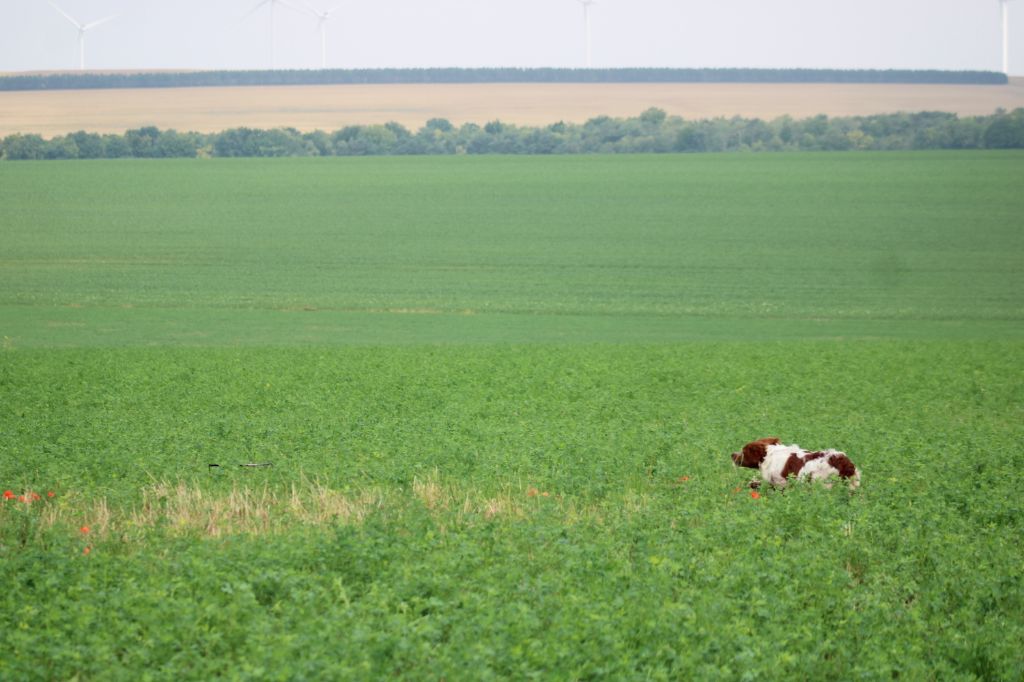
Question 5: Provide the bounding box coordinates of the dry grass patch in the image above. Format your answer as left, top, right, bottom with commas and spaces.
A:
127, 479, 386, 537
0, 472, 662, 551
2, 475, 579, 542
0, 479, 386, 541
413, 471, 529, 521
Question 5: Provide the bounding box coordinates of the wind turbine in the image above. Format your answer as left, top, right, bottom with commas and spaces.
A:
1001, 0, 1017, 74
297, 2, 343, 69
246, 0, 300, 69
48, 2, 117, 71
577, 0, 597, 68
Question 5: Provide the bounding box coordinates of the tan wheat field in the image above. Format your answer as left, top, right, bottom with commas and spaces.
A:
1, 79, 1023, 137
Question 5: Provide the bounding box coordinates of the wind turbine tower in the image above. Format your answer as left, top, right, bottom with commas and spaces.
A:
1002, 0, 1016, 74
247, 0, 298, 69
299, 3, 343, 68
578, 0, 597, 68
48, 2, 116, 71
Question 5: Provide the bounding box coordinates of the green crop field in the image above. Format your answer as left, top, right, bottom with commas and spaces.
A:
1, 152, 1022, 679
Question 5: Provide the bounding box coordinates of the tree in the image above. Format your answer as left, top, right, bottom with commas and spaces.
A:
251, 128, 307, 156
583, 116, 625, 147
803, 115, 829, 137
1, 134, 46, 160
302, 130, 332, 156
1, 107, 1016, 161
43, 136, 80, 159
776, 116, 795, 145
384, 121, 411, 140
521, 128, 561, 154
821, 128, 853, 151
156, 130, 200, 158
674, 125, 707, 152
331, 126, 363, 155
947, 118, 985, 149
102, 134, 132, 158
740, 119, 776, 149
983, 110, 1024, 148
125, 127, 162, 158
70, 131, 104, 159
213, 128, 261, 157
639, 107, 667, 130
340, 125, 398, 155
424, 118, 454, 133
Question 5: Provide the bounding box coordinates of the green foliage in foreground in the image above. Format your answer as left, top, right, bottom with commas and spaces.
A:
4, 108, 1024, 161
1, 342, 1023, 679
0, 152, 1022, 678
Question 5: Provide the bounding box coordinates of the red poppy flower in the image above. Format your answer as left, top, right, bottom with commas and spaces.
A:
82, 546, 91, 555
18, 495, 27, 503
80, 525, 90, 535
2, 490, 13, 500
47, 491, 55, 498
750, 491, 761, 500
677, 476, 690, 483
30, 492, 40, 502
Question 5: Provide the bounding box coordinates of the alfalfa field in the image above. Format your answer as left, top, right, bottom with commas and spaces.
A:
1, 151, 1022, 679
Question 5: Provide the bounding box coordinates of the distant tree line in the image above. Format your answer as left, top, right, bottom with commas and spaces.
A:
0, 68, 1008, 91
4, 109, 1024, 160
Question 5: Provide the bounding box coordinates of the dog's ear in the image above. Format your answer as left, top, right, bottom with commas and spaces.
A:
827, 454, 858, 479
737, 439, 773, 467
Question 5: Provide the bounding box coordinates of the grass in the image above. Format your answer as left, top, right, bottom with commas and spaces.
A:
1, 152, 1023, 679
3, 342, 1022, 679
2, 153, 1021, 344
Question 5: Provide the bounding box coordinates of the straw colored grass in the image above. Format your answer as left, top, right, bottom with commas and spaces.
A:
2, 79, 1023, 137
413, 472, 529, 521
125, 478, 386, 537
1, 474, 566, 542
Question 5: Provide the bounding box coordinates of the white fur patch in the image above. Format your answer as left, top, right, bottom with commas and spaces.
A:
760, 444, 860, 489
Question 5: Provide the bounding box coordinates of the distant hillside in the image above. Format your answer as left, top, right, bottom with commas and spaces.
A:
0, 68, 1008, 91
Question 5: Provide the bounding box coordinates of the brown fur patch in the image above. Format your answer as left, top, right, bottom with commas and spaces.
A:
738, 437, 779, 468
780, 454, 806, 480
828, 454, 858, 479
804, 451, 828, 461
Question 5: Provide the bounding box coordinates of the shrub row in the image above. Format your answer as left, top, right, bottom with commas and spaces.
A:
3, 108, 1024, 160
0, 68, 1007, 91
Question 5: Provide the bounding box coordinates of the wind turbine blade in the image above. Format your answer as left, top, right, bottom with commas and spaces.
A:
83, 15, 117, 31
277, 0, 308, 15
243, 0, 272, 20
48, 2, 83, 29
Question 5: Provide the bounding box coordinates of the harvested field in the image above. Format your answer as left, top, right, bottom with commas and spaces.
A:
2, 79, 1023, 136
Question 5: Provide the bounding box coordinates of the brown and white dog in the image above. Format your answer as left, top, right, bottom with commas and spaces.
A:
732, 437, 860, 490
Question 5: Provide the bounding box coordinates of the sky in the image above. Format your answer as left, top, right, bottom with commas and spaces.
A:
0, 0, 1020, 75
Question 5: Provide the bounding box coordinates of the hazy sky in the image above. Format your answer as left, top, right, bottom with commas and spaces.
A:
0, 0, 1020, 75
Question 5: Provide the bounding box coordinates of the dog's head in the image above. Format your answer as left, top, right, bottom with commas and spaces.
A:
731, 437, 781, 468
